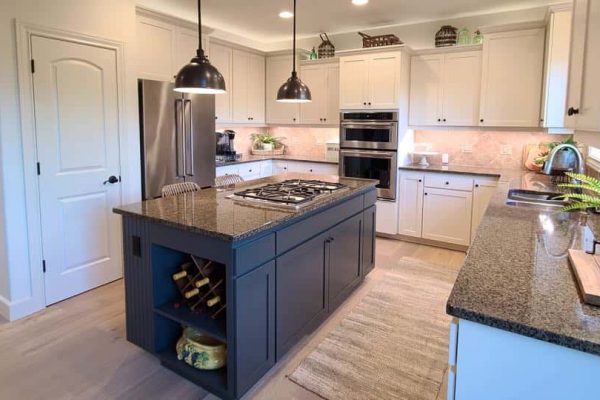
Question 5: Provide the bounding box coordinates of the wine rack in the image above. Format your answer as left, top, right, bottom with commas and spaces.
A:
172, 255, 227, 319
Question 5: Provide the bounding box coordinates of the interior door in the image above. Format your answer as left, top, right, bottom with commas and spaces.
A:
31, 35, 123, 305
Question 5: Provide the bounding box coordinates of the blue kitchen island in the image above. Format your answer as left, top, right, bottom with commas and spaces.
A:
113, 174, 377, 399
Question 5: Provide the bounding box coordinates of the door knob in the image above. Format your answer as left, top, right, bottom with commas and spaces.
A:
103, 175, 119, 185
567, 107, 580, 116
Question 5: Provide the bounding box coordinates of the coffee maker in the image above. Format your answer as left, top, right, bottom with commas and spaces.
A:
215, 130, 240, 162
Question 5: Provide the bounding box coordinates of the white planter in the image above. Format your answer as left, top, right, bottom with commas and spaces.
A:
262, 143, 274, 151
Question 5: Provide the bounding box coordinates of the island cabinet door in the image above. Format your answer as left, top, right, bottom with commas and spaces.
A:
234, 261, 275, 395
276, 232, 329, 359
328, 213, 363, 311
362, 205, 376, 277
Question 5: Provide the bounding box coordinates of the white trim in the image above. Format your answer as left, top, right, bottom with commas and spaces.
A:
412, 44, 483, 56
136, 6, 213, 35
14, 21, 129, 318
479, 21, 546, 34
0, 294, 9, 320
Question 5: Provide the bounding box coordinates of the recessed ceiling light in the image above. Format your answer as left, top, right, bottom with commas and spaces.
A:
279, 11, 294, 18
352, 0, 369, 5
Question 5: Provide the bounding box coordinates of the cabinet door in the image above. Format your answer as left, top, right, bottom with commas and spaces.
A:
266, 56, 300, 124
368, 52, 401, 109
565, 0, 589, 128
136, 17, 175, 81
576, 0, 600, 131
339, 55, 369, 109
174, 28, 202, 78
300, 64, 327, 124
238, 162, 261, 180
276, 233, 328, 358
479, 29, 545, 127
398, 173, 424, 237
442, 51, 482, 126
272, 161, 288, 174
362, 205, 376, 277
232, 50, 250, 123
235, 261, 275, 395
210, 43, 233, 123
247, 53, 266, 124
259, 160, 273, 178
471, 179, 498, 243
422, 188, 472, 246
328, 214, 363, 310
409, 55, 443, 126
325, 64, 340, 125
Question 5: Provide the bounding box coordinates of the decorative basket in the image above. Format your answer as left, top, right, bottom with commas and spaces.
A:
251, 146, 285, 156
318, 33, 335, 59
435, 25, 458, 47
176, 327, 227, 370
358, 32, 403, 48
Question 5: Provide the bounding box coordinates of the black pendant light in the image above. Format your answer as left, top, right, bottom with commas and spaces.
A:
174, 0, 226, 94
276, 0, 312, 103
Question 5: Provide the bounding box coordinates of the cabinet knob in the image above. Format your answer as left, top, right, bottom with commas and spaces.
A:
293, 118, 296, 122
310, 169, 313, 172
443, 118, 447, 122
418, 179, 422, 182
475, 184, 479, 188
324, 118, 327, 122
249, 169, 252, 172
424, 192, 428, 196
368, 102, 372, 106
567, 107, 580, 116
445, 181, 449, 185
215, 116, 218, 120
480, 119, 484, 123
437, 118, 441, 122
363, 102, 367, 106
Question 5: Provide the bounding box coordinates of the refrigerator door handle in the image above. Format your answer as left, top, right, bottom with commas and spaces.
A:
175, 99, 185, 178
184, 99, 194, 176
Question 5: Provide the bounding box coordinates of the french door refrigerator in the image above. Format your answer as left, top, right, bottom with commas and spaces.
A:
139, 79, 216, 199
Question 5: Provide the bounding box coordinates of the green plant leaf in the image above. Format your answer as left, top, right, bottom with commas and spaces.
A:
559, 202, 594, 213
556, 183, 600, 195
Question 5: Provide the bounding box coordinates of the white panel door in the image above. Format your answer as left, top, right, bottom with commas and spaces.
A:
409, 55, 443, 126
397, 173, 424, 237
442, 51, 482, 126
300, 64, 327, 124
479, 29, 545, 127
368, 52, 401, 109
339, 55, 369, 109
422, 188, 472, 246
210, 43, 233, 123
31, 36, 123, 305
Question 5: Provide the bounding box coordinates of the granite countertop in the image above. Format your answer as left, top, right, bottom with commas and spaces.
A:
399, 163, 508, 178
438, 164, 600, 356
113, 173, 376, 242
216, 154, 338, 167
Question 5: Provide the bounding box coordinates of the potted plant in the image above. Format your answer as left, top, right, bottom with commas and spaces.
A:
250, 133, 286, 154
556, 172, 600, 213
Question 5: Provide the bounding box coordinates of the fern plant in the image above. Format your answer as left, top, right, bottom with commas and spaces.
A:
556, 172, 600, 212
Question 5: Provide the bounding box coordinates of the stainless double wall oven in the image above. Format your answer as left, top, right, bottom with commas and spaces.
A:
339, 112, 398, 200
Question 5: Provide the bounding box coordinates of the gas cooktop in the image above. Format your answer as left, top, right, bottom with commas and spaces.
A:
228, 179, 348, 210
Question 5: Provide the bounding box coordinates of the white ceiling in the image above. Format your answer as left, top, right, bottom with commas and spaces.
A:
137, 0, 557, 43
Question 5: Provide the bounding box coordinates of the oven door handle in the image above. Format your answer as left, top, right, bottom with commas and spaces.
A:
341, 122, 397, 128
341, 149, 396, 158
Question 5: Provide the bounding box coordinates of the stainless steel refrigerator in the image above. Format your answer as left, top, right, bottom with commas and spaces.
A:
139, 79, 216, 199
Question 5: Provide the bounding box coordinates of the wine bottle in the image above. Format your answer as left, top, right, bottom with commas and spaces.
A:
207, 296, 221, 307
184, 288, 200, 299
195, 277, 210, 289
172, 270, 188, 281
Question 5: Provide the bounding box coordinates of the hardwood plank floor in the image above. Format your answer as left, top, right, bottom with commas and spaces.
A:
0, 239, 464, 400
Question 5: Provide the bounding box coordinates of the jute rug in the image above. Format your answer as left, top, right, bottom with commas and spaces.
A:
288, 257, 459, 400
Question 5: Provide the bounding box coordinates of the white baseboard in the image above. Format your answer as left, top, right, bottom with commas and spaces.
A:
0, 294, 10, 320
0, 294, 44, 321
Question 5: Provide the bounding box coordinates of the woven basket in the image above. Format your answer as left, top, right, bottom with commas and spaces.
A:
358, 32, 403, 48
251, 146, 285, 156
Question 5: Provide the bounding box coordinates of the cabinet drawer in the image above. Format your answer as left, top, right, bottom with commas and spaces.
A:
425, 174, 473, 191
238, 162, 261, 178
216, 165, 239, 177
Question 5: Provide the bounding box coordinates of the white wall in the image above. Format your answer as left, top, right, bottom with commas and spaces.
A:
0, 0, 141, 320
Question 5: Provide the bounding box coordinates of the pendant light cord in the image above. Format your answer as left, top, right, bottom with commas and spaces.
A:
197, 0, 204, 56
292, 0, 297, 75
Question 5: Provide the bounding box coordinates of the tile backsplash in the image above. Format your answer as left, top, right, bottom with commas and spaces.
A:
413, 130, 571, 169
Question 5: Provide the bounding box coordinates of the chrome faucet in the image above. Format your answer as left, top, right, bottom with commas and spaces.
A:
542, 143, 585, 178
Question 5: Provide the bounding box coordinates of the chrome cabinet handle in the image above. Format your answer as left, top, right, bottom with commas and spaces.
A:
184, 99, 194, 177
175, 99, 185, 178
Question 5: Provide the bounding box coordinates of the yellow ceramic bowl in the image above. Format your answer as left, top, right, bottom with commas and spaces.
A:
176, 327, 227, 370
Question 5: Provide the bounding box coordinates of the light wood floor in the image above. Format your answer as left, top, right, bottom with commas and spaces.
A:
0, 239, 465, 400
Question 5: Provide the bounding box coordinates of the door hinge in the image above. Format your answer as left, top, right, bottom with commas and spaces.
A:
36, 162, 41, 175
31, 59, 35, 74
42, 259, 46, 273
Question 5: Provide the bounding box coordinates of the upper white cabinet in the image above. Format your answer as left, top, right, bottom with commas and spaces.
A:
266, 55, 300, 124
339, 51, 402, 109
540, 7, 572, 128
409, 50, 481, 126
566, 0, 600, 132
232, 50, 265, 124
479, 28, 545, 127
209, 43, 233, 123
300, 62, 340, 125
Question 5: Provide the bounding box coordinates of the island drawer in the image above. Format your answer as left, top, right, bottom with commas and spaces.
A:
425, 174, 473, 192
277, 194, 364, 254
234, 234, 276, 277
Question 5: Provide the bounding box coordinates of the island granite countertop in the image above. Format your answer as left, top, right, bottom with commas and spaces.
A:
114, 173, 376, 242
410, 163, 600, 356
216, 154, 338, 167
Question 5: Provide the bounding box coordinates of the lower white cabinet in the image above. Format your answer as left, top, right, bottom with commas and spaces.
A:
471, 178, 500, 243
422, 187, 473, 246
398, 172, 424, 237
216, 160, 338, 182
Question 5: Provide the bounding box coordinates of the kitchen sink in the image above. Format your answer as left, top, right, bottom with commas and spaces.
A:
506, 189, 569, 210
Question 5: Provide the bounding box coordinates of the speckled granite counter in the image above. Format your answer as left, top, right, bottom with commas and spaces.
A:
114, 173, 375, 242
412, 164, 600, 356
216, 154, 338, 167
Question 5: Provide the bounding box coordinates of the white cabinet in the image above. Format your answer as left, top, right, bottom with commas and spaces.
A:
174, 27, 203, 77
541, 7, 572, 129
422, 187, 473, 246
299, 62, 340, 125
266, 56, 300, 124
470, 178, 499, 243
272, 160, 289, 174
210, 43, 233, 123
286, 161, 337, 175
216, 160, 338, 181
232, 50, 265, 124
409, 50, 481, 126
236, 162, 262, 181
339, 51, 402, 109
398, 172, 424, 237
479, 28, 545, 127
566, 0, 600, 132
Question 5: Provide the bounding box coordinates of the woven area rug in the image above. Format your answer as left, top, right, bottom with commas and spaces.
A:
288, 257, 459, 400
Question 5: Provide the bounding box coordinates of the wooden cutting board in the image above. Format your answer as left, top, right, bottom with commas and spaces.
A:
568, 249, 600, 306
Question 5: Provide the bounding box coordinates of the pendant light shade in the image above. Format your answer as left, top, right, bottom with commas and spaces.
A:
277, 0, 311, 103
174, 0, 226, 94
